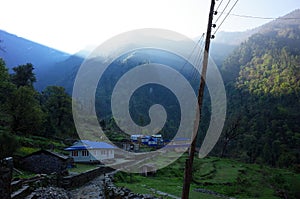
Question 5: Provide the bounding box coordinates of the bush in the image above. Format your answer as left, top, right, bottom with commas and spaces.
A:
0, 129, 19, 159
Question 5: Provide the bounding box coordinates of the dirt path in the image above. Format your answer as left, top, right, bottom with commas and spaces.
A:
68, 174, 106, 199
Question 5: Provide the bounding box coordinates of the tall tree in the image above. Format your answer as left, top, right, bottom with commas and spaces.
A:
10, 63, 36, 87
0, 58, 16, 128
0, 58, 19, 158
41, 86, 75, 137
10, 86, 44, 135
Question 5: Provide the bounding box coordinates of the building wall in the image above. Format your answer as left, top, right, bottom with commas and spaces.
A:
69, 149, 114, 163
69, 150, 93, 162
22, 153, 69, 174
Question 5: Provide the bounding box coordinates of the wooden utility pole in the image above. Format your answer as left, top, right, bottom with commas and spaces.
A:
181, 0, 216, 198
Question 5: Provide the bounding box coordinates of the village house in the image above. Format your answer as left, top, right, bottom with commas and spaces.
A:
65, 140, 116, 163
140, 163, 157, 176
130, 134, 164, 147
21, 150, 73, 174
164, 137, 191, 152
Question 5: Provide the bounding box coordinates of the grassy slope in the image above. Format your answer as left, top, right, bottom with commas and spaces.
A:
115, 155, 300, 199
12, 135, 300, 198
14, 135, 68, 156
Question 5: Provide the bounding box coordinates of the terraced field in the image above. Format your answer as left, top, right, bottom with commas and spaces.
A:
115, 155, 300, 199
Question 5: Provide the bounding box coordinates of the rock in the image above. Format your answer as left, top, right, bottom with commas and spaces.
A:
29, 186, 69, 199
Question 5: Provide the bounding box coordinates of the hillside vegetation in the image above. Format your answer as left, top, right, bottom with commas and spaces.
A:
115, 155, 300, 199
214, 11, 300, 168
0, 59, 77, 159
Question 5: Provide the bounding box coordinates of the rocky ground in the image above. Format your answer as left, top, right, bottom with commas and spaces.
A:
26, 174, 160, 199
68, 175, 106, 199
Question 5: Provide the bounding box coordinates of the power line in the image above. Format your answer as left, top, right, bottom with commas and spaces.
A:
213, 0, 239, 35
187, 34, 206, 84
215, 0, 225, 12
214, 0, 232, 24
190, 44, 205, 84
174, 33, 205, 85
226, 13, 300, 20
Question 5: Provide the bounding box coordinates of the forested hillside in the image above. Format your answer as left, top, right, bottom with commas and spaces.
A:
215, 11, 300, 168
0, 59, 76, 159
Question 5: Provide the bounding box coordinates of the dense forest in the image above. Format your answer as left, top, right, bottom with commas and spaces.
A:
0, 59, 76, 159
214, 23, 300, 168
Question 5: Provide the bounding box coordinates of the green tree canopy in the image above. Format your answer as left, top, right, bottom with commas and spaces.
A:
10, 63, 36, 87
41, 86, 75, 137
10, 86, 44, 135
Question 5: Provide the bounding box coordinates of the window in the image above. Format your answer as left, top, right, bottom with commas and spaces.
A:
82, 150, 89, 156
72, 151, 78, 156
101, 150, 106, 155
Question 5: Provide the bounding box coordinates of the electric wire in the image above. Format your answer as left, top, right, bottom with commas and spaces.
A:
226, 13, 300, 20
214, 0, 239, 35
215, 0, 225, 12
214, 0, 232, 24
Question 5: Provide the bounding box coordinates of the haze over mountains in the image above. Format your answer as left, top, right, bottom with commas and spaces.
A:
0, 30, 69, 73
1, 9, 298, 93
0, 9, 300, 85
0, 10, 296, 92
0, 9, 299, 169
0, 29, 236, 92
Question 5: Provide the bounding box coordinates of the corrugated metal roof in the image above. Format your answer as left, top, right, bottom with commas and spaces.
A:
64, 140, 116, 151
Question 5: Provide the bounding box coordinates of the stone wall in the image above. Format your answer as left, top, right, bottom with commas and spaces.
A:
103, 174, 158, 199
60, 166, 114, 189
0, 157, 13, 199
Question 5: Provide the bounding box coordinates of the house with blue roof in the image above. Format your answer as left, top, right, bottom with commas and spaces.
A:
65, 140, 116, 163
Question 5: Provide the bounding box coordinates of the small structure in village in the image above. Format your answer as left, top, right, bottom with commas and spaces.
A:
65, 140, 116, 163
140, 163, 157, 176
163, 137, 190, 152
21, 150, 73, 175
130, 134, 164, 147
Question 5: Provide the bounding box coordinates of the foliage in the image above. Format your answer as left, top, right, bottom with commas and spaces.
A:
115, 155, 300, 199
10, 63, 36, 87
0, 128, 19, 159
0, 58, 76, 159
0, 58, 19, 158
216, 25, 300, 168
9, 86, 45, 135
41, 86, 75, 137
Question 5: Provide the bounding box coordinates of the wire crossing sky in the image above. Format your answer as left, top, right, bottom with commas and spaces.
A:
0, 0, 299, 53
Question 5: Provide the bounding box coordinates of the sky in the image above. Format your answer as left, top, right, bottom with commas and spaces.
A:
1, 0, 300, 54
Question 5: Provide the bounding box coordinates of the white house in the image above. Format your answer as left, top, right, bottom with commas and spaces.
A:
65, 140, 116, 163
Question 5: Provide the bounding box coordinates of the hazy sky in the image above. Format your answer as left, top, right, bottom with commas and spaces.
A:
1, 0, 300, 53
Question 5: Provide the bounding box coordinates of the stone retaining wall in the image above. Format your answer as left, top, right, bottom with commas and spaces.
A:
0, 157, 13, 199
60, 166, 114, 189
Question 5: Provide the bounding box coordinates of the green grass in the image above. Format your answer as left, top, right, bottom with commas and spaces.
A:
14, 135, 68, 156
68, 163, 99, 173
114, 155, 300, 199
15, 146, 40, 156
13, 169, 36, 179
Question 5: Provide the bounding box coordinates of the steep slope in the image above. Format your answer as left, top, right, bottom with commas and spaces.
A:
213, 9, 300, 45
37, 53, 84, 91
0, 30, 70, 89
216, 9, 300, 167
